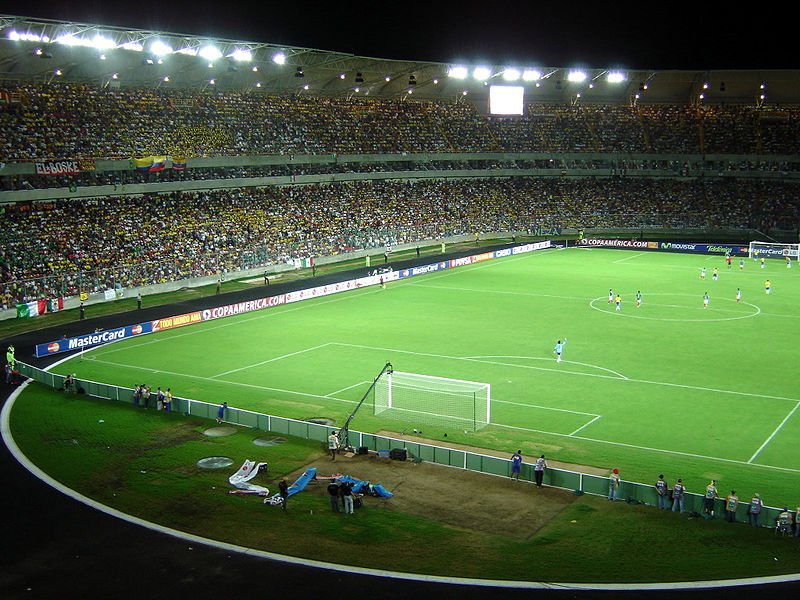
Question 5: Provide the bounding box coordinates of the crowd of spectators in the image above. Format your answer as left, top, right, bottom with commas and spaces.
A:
3, 82, 800, 160
2, 176, 798, 307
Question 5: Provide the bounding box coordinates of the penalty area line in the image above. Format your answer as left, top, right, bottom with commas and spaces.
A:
747, 400, 800, 463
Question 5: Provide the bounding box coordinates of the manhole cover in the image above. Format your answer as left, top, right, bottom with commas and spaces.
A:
203, 426, 237, 437
306, 417, 335, 426
196, 457, 234, 469
253, 436, 288, 447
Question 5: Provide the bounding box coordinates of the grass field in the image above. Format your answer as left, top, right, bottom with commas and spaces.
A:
50, 246, 800, 507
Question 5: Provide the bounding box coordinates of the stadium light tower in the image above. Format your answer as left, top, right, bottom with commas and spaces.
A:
150, 40, 173, 56
607, 71, 626, 83
522, 69, 541, 82
448, 65, 468, 79
567, 70, 587, 83
272, 52, 286, 64
229, 49, 251, 61
473, 66, 491, 81
199, 45, 222, 61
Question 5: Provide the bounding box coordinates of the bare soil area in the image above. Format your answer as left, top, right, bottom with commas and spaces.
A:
280, 435, 605, 540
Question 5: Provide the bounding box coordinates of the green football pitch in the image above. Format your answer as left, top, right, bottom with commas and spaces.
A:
51, 247, 800, 506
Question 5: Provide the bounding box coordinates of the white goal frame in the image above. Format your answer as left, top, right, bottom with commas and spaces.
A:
748, 240, 800, 262
374, 370, 491, 431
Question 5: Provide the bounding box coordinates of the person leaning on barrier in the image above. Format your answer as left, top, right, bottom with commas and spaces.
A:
776, 508, 793, 535
655, 474, 670, 510
724, 490, 739, 523
748, 493, 764, 527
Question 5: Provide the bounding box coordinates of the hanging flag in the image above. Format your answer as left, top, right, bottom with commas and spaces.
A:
171, 156, 187, 171
47, 297, 65, 313
133, 156, 167, 172
16, 300, 47, 318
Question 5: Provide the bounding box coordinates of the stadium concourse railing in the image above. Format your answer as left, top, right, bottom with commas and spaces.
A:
16, 361, 784, 528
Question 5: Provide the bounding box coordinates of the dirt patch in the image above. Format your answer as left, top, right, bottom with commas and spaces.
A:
146, 421, 204, 449
281, 452, 575, 540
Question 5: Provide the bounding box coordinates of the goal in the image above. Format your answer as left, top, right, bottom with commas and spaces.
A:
748, 241, 800, 261
373, 370, 491, 431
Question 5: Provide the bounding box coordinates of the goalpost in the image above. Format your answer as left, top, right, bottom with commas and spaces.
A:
748, 240, 800, 262
373, 370, 491, 431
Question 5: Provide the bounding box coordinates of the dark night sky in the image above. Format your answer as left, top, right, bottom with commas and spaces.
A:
8, 1, 797, 70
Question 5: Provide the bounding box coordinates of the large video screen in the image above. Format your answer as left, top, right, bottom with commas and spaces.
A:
489, 85, 524, 115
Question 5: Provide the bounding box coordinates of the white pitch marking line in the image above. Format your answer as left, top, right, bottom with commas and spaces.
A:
465, 355, 628, 380
84, 357, 359, 406
613, 252, 647, 264
334, 342, 800, 404
492, 420, 800, 475
325, 381, 370, 398
748, 401, 800, 463
494, 398, 599, 417
210, 343, 333, 378
65, 356, 800, 475
569, 415, 602, 436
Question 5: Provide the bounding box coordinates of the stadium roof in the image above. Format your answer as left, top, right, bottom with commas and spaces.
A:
2, 14, 800, 107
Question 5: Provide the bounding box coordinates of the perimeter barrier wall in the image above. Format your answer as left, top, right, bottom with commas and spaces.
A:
15, 361, 784, 528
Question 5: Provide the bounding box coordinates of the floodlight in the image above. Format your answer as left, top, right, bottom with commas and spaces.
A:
448, 66, 468, 79
433, 79, 439, 84
229, 49, 252, 61
503, 68, 521, 82
163, 75, 170, 82
209, 78, 216, 84
354, 87, 360, 92
176, 48, 198, 56
606, 71, 625, 83
384, 76, 391, 82
10, 30, 44, 42
199, 46, 222, 61
473, 67, 491, 81
339, 73, 346, 79
150, 40, 173, 56
272, 52, 286, 64
99, 54, 106, 60
91, 35, 115, 50
111, 73, 118, 79
121, 41, 143, 52
522, 69, 541, 81
567, 70, 586, 82
255, 82, 261, 87
303, 84, 309, 90
54, 69, 62, 75
252, 66, 258, 72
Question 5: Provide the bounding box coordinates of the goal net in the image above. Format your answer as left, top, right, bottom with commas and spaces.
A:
373, 370, 491, 431
748, 241, 800, 262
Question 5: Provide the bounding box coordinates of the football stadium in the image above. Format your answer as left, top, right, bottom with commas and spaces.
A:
2, 10, 800, 598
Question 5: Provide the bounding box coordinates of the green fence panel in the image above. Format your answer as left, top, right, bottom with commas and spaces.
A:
582, 473, 612, 497
268, 416, 290, 435
547, 469, 581, 491
16, 361, 792, 527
